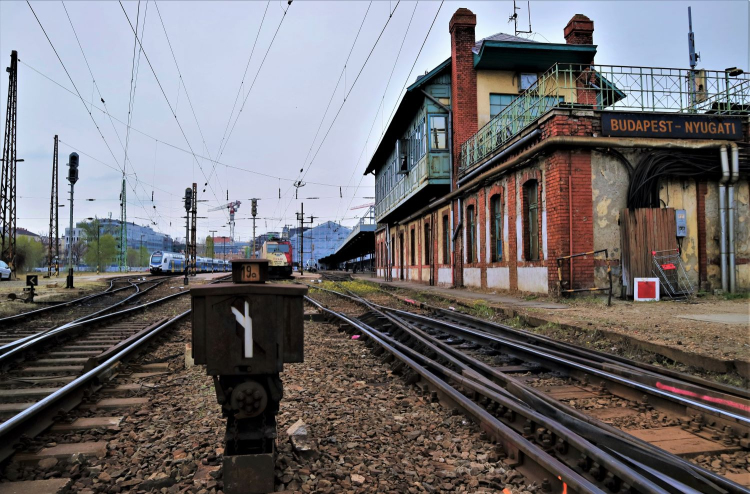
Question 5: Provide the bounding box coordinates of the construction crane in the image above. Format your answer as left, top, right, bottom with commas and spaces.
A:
209, 200, 241, 242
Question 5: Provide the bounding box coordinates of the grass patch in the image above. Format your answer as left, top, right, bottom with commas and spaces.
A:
724, 292, 750, 301
470, 300, 495, 319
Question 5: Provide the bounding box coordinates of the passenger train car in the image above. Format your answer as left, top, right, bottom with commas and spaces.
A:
260, 239, 293, 278
149, 251, 229, 274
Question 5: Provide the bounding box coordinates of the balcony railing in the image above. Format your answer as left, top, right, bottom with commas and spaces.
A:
460, 64, 750, 173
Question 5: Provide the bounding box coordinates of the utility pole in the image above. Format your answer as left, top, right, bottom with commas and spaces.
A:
296, 204, 316, 275
119, 177, 127, 272
209, 229, 217, 271
140, 234, 144, 270
48, 135, 59, 277
687, 7, 700, 111
250, 198, 258, 258
1, 50, 21, 278
190, 183, 197, 275
66, 153, 79, 289
183, 187, 192, 285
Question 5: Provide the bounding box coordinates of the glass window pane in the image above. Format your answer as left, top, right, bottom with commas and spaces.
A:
430, 115, 447, 150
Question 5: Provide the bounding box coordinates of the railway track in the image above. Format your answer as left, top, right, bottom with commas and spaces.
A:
306, 283, 750, 494
0, 276, 172, 355
0, 274, 231, 466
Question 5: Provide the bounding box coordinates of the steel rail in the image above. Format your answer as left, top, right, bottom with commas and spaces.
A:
0, 279, 175, 367
0, 310, 190, 463
307, 284, 750, 494
390, 307, 750, 427
379, 309, 748, 494
430, 306, 750, 402
0, 273, 232, 463
305, 296, 614, 494
310, 283, 749, 425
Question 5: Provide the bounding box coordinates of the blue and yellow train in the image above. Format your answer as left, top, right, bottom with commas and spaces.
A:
149, 251, 229, 274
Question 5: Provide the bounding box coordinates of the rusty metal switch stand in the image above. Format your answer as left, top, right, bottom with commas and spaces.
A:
191, 259, 306, 494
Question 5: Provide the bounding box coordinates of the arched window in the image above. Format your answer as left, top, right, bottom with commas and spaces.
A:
523, 181, 540, 261
466, 205, 476, 263
490, 194, 502, 262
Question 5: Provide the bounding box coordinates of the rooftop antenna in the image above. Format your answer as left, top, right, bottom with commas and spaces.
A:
687, 6, 700, 110
509, 0, 532, 37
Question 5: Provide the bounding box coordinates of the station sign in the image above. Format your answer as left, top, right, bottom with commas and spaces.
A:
601, 112, 743, 140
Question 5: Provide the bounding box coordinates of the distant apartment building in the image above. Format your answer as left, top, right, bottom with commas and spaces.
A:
64, 219, 173, 254
289, 221, 351, 267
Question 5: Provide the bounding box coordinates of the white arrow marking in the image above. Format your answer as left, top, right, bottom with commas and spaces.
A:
231, 301, 253, 358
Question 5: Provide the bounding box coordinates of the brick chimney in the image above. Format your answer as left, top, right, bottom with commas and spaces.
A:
564, 14, 594, 45
449, 8, 478, 188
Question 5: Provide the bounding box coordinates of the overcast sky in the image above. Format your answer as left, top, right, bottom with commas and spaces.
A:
1, 0, 747, 242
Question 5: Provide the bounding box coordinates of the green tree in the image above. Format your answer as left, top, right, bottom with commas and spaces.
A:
84, 234, 116, 270
15, 236, 44, 272
139, 246, 149, 267
206, 236, 215, 258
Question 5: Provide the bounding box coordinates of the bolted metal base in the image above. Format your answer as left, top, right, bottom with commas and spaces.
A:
223, 443, 276, 494
66, 269, 74, 289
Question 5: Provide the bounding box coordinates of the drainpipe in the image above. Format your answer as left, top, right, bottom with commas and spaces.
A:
728, 143, 739, 293
718, 146, 730, 293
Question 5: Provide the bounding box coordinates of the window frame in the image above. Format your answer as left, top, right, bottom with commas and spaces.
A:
466, 205, 476, 264
490, 194, 502, 263
489, 93, 516, 118
524, 181, 540, 261
424, 222, 431, 266
410, 228, 416, 266
428, 114, 448, 151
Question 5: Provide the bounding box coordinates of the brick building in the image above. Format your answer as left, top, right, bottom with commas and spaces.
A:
370, 8, 749, 296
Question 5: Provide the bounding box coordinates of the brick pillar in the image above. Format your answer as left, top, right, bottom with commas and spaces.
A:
449, 8, 477, 288
564, 14, 594, 47
564, 14, 596, 107
449, 8, 478, 186
545, 150, 594, 292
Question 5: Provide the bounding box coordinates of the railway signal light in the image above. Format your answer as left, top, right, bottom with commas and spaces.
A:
184, 187, 193, 211
67, 152, 79, 184
251, 199, 258, 217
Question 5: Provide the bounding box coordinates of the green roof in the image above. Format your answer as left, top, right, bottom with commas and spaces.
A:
474, 40, 597, 71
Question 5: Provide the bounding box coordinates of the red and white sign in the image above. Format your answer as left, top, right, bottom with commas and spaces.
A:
634, 278, 660, 302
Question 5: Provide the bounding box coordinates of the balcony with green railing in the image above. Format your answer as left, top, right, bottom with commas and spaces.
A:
460, 64, 750, 174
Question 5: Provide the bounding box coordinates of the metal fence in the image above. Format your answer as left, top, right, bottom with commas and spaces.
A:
460, 64, 750, 173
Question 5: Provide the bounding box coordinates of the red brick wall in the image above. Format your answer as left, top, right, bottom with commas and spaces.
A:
449, 8, 478, 188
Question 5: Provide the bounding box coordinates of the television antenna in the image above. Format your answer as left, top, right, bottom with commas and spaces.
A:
509, 1, 532, 37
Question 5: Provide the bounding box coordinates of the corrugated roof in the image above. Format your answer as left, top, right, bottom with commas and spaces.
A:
473, 32, 539, 53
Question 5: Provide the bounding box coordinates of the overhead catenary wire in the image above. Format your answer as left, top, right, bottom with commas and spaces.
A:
18, 60, 372, 191
339, 0, 422, 224
215, 1, 291, 163
60, 1, 162, 227
211, 0, 271, 181
26, 1, 160, 229
118, 0, 229, 217
274, 1, 402, 230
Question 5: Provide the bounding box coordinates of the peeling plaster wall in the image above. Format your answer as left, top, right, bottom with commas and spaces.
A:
487, 267, 510, 289
517, 266, 548, 293
659, 178, 699, 286
733, 180, 750, 291
591, 151, 631, 290
705, 183, 721, 289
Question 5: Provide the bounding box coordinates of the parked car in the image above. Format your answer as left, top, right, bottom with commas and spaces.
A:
0, 260, 10, 281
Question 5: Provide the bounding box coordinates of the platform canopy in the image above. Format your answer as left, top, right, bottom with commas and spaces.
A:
318, 207, 376, 267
